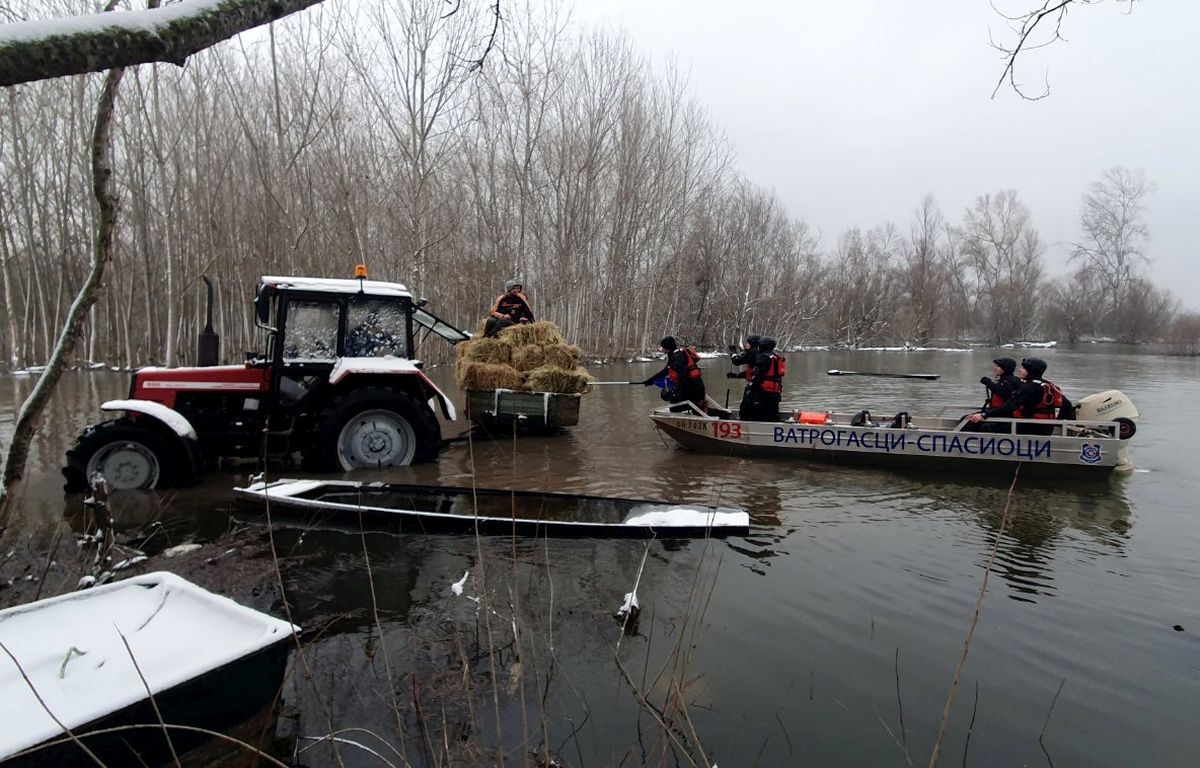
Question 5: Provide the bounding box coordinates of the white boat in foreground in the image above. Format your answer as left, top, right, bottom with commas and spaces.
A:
651, 390, 1139, 478
0, 572, 297, 767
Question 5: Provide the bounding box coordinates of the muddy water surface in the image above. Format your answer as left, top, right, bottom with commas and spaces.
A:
2, 347, 1198, 767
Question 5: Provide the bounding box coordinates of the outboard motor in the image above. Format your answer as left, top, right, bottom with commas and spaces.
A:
1075, 389, 1139, 439
197, 276, 220, 366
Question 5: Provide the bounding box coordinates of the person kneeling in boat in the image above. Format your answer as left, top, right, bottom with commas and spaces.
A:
483, 278, 535, 338
742, 336, 786, 422
726, 334, 761, 420
642, 336, 706, 413
966, 357, 1069, 436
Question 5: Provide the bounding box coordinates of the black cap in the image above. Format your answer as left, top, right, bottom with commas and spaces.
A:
660, 336, 677, 351
1020, 357, 1047, 379
747, 334, 762, 346
993, 357, 1017, 374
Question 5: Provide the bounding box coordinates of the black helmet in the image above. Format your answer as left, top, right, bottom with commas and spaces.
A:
746, 334, 762, 347
993, 357, 1017, 374
759, 337, 777, 353
660, 336, 678, 351
1020, 357, 1047, 379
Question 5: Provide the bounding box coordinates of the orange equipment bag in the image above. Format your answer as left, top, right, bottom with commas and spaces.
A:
796, 411, 830, 425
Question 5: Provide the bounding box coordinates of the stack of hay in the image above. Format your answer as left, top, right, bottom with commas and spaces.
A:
454, 320, 594, 395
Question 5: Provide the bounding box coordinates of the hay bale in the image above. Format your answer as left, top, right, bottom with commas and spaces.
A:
459, 337, 511, 365
524, 365, 594, 395
498, 320, 565, 347
541, 343, 580, 370
510, 344, 546, 372
455, 361, 526, 391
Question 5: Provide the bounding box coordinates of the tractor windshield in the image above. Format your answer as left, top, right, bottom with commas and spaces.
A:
346, 299, 407, 357
282, 300, 339, 362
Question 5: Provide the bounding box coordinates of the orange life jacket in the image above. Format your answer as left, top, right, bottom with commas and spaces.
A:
759, 354, 786, 395
1015, 380, 1063, 420
668, 347, 702, 385
988, 391, 1006, 409
491, 292, 533, 322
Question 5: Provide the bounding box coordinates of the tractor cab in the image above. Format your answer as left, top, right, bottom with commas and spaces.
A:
65, 268, 471, 492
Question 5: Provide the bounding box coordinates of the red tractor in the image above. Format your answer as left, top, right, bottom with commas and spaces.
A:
64, 270, 469, 491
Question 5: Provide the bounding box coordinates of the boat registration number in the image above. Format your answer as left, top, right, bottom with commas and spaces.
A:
714, 421, 742, 439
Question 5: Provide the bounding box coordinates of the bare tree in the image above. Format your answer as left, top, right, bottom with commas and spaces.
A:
992, 0, 1139, 99
1070, 166, 1153, 340
0, 20, 125, 518
1040, 268, 1101, 343
896, 195, 949, 344
958, 190, 1044, 342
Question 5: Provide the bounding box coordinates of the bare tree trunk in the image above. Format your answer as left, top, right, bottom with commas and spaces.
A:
0, 64, 124, 519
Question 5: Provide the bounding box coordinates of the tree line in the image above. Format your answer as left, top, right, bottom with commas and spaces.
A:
0, 0, 1195, 372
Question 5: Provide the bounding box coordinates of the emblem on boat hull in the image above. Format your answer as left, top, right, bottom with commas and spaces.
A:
1079, 441, 1103, 464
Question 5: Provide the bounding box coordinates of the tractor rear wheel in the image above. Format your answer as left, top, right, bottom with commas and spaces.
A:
63, 419, 176, 492
305, 387, 441, 472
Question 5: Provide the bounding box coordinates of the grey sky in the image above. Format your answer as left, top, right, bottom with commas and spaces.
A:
570, 0, 1200, 309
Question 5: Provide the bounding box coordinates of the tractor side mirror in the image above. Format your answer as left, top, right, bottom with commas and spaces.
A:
254, 287, 272, 325
416, 297, 428, 308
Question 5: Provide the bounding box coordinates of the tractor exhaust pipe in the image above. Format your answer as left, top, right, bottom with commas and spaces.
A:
198, 276, 220, 366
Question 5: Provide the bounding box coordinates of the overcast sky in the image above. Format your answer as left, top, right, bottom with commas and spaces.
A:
569, 0, 1200, 309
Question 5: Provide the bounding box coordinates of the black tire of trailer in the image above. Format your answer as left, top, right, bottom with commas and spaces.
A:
63, 418, 188, 492
303, 387, 442, 472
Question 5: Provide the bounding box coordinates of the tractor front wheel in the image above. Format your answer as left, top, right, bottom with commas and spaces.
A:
305, 388, 441, 472
63, 419, 176, 492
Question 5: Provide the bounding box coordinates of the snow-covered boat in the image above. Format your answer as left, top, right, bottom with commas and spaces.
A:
0, 572, 297, 767
234, 479, 748, 536
650, 390, 1140, 477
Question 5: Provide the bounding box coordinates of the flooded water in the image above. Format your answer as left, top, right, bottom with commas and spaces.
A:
2, 347, 1199, 767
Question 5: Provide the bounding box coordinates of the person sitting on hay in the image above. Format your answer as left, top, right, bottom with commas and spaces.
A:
484, 278, 535, 337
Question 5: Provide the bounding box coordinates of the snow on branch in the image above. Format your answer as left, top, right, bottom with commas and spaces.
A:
0, 0, 326, 87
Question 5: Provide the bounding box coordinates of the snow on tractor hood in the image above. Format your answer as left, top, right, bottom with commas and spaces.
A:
329, 357, 457, 421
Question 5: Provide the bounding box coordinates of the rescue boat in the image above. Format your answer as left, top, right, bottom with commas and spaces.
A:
649, 390, 1139, 477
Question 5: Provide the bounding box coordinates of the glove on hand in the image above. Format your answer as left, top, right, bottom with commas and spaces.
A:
728, 345, 738, 353
980, 376, 993, 386
643, 379, 654, 386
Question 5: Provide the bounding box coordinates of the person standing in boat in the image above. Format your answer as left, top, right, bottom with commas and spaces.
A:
484, 278, 534, 337
966, 357, 1066, 435
642, 336, 707, 412
745, 336, 786, 421
726, 334, 761, 420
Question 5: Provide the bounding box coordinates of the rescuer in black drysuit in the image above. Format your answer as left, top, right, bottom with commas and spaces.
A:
967, 356, 1064, 436
744, 336, 785, 422
642, 336, 706, 412
726, 334, 761, 420
981, 356, 1022, 410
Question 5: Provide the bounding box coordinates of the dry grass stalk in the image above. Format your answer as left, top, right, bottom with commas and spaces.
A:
455, 361, 527, 391
523, 365, 593, 395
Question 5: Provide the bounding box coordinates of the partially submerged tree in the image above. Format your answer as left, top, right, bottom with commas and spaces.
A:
957, 190, 1044, 343
1070, 167, 1153, 341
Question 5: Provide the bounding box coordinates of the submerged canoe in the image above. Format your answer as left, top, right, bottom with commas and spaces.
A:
827, 369, 940, 380
234, 479, 748, 537
650, 391, 1139, 478
0, 572, 297, 767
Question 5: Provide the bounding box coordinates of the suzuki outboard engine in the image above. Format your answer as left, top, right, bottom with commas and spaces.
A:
1074, 389, 1139, 440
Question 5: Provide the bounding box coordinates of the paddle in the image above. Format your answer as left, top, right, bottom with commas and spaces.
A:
591, 380, 647, 385
827, 369, 940, 380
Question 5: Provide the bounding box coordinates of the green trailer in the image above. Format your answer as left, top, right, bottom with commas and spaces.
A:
465, 388, 581, 429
